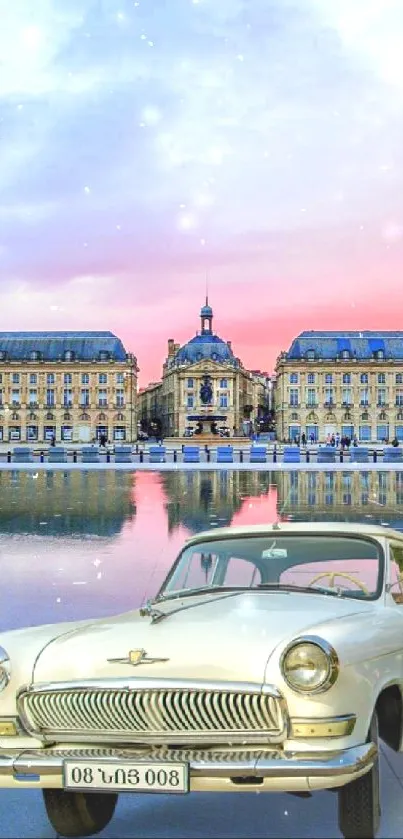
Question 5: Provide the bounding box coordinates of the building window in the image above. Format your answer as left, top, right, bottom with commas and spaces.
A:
0, 389, 3, 405
29, 350, 40, 361
29, 373, 37, 384
289, 373, 298, 384
116, 373, 124, 385
325, 373, 333, 384
115, 388, 124, 407
113, 426, 126, 441
219, 395, 228, 408
187, 378, 194, 388
289, 388, 299, 407
27, 425, 38, 441
99, 351, 110, 361
396, 390, 403, 407
81, 373, 89, 385
306, 388, 317, 406
29, 390, 37, 405
325, 388, 334, 405
99, 373, 108, 384
98, 388, 107, 406
307, 373, 315, 384
341, 349, 350, 359
64, 373, 72, 385
342, 373, 351, 384
63, 389, 73, 407
377, 424, 389, 441
396, 374, 403, 385
187, 395, 194, 408
64, 350, 75, 361
342, 388, 352, 406
47, 373, 55, 385
80, 388, 90, 406
377, 389, 386, 406
360, 373, 368, 384
360, 389, 369, 406
11, 389, 20, 405
61, 426, 73, 441
219, 378, 228, 388
0, 352, 6, 361
12, 373, 20, 384
306, 349, 315, 360
378, 373, 385, 384
375, 349, 385, 359
46, 389, 55, 406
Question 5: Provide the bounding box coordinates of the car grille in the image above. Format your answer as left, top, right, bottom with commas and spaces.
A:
19, 686, 286, 745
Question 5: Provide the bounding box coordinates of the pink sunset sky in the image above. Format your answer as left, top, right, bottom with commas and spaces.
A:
2, 0, 403, 386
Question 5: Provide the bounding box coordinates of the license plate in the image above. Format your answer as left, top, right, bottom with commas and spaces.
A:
63, 760, 189, 794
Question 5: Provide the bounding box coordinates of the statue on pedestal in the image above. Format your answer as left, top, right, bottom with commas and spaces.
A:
200, 376, 213, 405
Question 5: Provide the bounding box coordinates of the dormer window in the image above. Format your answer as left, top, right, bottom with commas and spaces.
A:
98, 351, 110, 362
0, 351, 6, 361
29, 350, 41, 361
64, 350, 75, 361
374, 349, 384, 360
340, 349, 350, 360
306, 349, 315, 361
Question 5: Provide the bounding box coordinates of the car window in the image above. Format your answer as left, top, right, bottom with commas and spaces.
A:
280, 559, 379, 595
389, 545, 403, 604
224, 557, 262, 587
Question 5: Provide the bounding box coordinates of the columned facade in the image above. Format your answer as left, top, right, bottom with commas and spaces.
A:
139, 301, 271, 438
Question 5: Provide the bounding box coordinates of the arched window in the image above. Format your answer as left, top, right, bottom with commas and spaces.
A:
306, 349, 315, 361
64, 350, 75, 361
29, 350, 41, 361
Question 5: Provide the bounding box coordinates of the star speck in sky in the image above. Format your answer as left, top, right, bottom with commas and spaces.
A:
1, 0, 403, 384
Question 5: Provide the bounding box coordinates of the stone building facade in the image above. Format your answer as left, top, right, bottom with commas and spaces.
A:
138, 301, 271, 438
275, 330, 403, 443
0, 331, 138, 444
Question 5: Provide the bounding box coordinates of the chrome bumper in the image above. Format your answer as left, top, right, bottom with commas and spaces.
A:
0, 743, 377, 793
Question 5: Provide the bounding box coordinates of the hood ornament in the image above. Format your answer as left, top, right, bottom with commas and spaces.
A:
107, 648, 169, 667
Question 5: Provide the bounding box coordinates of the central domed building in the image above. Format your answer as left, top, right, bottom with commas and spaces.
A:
138, 300, 271, 438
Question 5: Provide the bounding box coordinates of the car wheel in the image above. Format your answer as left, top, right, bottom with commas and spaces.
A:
338, 712, 380, 839
43, 789, 118, 838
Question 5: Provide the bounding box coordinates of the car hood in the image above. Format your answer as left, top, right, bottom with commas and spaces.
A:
32, 592, 368, 686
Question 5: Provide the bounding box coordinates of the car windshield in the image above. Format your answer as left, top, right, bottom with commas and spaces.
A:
158, 534, 384, 602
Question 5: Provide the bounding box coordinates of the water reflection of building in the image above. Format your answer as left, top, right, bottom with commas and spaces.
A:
161, 470, 274, 534
275, 471, 403, 529
0, 471, 136, 537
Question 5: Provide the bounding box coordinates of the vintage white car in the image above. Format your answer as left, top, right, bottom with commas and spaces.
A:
2, 522, 403, 838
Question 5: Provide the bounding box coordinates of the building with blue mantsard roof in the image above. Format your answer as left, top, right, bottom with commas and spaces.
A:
138, 300, 272, 438
0, 331, 138, 445
275, 330, 403, 444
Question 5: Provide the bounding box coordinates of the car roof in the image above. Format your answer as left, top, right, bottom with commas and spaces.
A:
184, 521, 403, 546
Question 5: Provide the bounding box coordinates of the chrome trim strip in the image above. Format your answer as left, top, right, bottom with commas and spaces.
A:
18, 678, 279, 695
290, 714, 356, 738
280, 635, 340, 695
0, 743, 377, 782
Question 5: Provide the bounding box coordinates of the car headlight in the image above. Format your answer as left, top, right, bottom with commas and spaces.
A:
280, 636, 339, 694
0, 647, 11, 692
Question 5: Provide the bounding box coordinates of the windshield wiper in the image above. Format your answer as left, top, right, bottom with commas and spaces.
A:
256, 583, 343, 597
140, 588, 247, 624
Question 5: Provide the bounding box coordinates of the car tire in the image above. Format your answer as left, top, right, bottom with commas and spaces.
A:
338, 712, 380, 839
43, 788, 118, 837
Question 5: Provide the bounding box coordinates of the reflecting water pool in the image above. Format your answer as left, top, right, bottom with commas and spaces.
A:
1, 468, 403, 632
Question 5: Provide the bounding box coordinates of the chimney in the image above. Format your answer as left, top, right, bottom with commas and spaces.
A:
227, 341, 232, 350
168, 339, 175, 357
174, 343, 180, 353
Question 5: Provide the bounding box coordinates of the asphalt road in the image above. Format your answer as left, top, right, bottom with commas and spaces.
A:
1, 744, 403, 838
